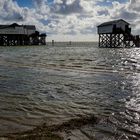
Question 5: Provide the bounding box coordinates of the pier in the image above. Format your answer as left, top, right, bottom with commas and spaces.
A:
0, 23, 46, 46
97, 19, 140, 47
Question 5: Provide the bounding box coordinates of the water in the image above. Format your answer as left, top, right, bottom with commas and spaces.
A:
0, 42, 140, 139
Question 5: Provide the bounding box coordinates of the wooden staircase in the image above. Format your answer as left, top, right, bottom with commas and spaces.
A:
121, 28, 140, 47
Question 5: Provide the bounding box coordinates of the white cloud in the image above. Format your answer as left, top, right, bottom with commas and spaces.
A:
0, 0, 140, 41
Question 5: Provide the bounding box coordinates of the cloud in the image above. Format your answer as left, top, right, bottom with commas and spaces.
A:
129, 0, 140, 12
0, 0, 140, 41
0, 0, 23, 21
108, 0, 140, 34
50, 0, 84, 15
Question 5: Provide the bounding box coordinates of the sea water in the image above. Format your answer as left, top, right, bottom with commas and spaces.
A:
0, 42, 140, 139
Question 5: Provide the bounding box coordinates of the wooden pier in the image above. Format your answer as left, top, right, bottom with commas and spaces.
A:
0, 23, 46, 46
97, 19, 140, 48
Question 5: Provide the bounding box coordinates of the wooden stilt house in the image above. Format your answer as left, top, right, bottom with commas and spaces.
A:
97, 19, 140, 47
0, 23, 46, 46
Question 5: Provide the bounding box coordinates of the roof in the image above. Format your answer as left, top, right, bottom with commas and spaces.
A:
0, 23, 20, 29
98, 19, 130, 27
10, 23, 20, 27
0, 23, 36, 30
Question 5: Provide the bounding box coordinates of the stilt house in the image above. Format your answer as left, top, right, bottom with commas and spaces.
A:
0, 23, 46, 46
97, 19, 140, 47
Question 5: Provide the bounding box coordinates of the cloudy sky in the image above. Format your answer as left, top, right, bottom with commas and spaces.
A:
0, 0, 139, 41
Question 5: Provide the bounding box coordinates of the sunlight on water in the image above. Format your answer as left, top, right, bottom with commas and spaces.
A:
0, 43, 140, 139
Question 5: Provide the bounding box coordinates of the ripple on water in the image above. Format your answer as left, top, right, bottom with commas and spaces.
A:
0, 44, 140, 139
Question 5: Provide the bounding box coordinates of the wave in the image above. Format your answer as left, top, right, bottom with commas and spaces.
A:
2, 113, 140, 140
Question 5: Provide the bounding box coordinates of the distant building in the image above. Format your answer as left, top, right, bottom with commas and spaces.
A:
97, 19, 140, 47
0, 23, 46, 46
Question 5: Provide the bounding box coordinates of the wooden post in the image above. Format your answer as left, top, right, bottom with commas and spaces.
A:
52, 40, 54, 46
99, 34, 101, 47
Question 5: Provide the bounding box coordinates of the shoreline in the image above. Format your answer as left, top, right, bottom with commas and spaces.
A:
1, 115, 98, 140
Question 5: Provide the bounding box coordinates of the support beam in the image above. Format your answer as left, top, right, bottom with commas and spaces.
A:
98, 33, 137, 48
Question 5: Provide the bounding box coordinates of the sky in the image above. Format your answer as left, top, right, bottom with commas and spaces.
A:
0, 0, 140, 41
